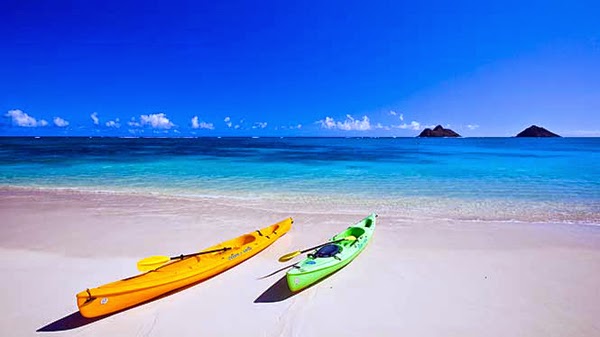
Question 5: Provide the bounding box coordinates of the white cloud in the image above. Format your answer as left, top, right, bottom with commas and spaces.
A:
139, 113, 174, 129
90, 112, 99, 125
341, 115, 371, 131
467, 124, 479, 130
320, 117, 336, 129
106, 118, 120, 128
389, 110, 404, 121
53, 117, 69, 127
128, 118, 141, 127
199, 122, 214, 130
224, 116, 232, 128
5, 109, 48, 127
279, 124, 303, 130
128, 128, 143, 134
375, 123, 391, 130
319, 115, 371, 131
394, 121, 421, 130
191, 116, 214, 130
252, 122, 268, 129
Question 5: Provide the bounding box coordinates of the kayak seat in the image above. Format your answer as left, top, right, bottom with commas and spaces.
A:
344, 227, 365, 243
271, 224, 280, 235
238, 234, 257, 245
349, 227, 365, 237
314, 244, 342, 258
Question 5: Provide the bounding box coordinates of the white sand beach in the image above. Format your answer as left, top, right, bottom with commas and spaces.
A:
1, 187, 600, 337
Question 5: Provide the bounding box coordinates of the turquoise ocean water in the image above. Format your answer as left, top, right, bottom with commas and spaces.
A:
0, 137, 598, 223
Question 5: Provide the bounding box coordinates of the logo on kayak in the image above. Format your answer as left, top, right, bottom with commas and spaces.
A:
294, 278, 299, 285
100, 298, 108, 305
228, 246, 252, 260
306, 260, 316, 265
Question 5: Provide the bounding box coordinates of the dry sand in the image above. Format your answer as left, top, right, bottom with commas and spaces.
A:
1, 187, 599, 337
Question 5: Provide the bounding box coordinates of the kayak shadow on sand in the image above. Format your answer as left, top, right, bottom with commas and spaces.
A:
37, 311, 108, 332
254, 276, 295, 303
254, 269, 342, 303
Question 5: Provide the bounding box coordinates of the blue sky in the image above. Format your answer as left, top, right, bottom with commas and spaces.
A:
1, 0, 599, 137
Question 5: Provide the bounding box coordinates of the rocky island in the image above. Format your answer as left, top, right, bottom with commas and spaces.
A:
516, 125, 561, 137
418, 125, 461, 137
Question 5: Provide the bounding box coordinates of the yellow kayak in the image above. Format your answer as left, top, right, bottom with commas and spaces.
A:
76, 218, 292, 318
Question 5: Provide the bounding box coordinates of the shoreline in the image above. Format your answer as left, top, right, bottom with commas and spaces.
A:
2, 185, 598, 226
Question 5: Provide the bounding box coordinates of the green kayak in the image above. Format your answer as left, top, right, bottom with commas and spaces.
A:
286, 213, 377, 292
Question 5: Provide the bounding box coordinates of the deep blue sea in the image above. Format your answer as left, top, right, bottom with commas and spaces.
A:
0, 137, 598, 223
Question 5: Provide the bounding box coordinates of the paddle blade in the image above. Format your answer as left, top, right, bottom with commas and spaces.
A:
278, 251, 301, 262
137, 255, 170, 271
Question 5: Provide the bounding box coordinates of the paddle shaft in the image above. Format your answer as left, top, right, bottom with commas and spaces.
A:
172, 247, 231, 260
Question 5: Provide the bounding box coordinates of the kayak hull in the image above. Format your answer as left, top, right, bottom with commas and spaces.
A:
286, 213, 376, 292
76, 218, 292, 318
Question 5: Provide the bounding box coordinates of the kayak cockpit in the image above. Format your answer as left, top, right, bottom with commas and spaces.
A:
238, 234, 256, 245
335, 227, 366, 246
